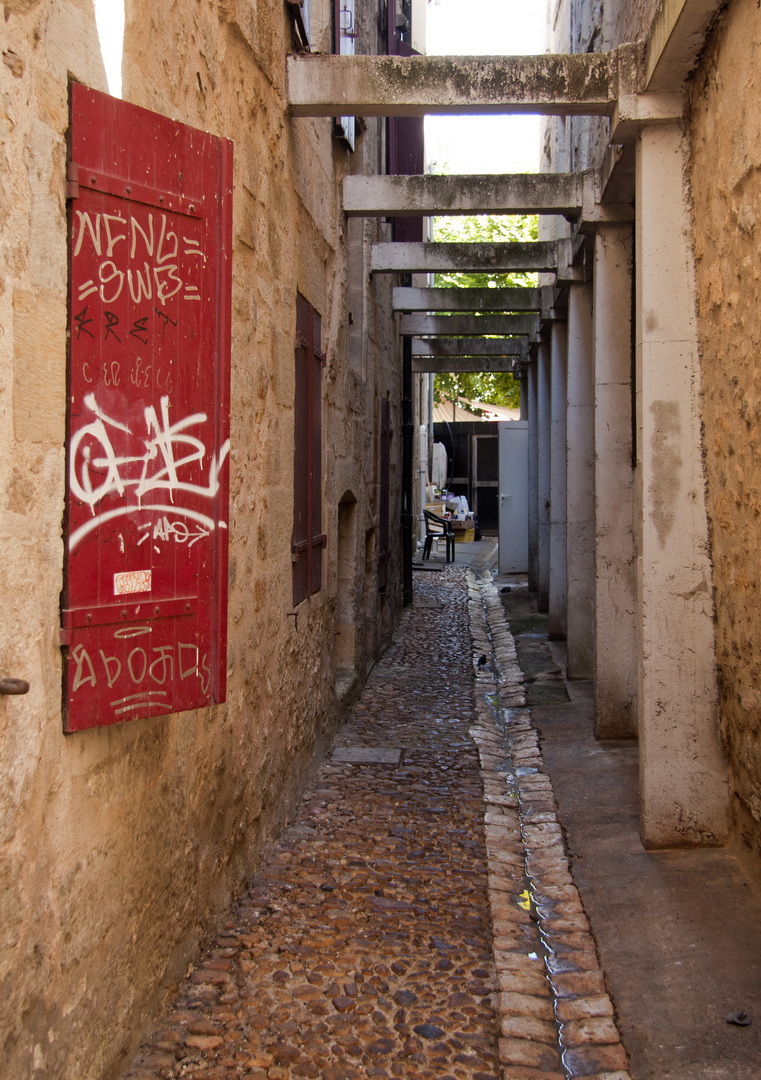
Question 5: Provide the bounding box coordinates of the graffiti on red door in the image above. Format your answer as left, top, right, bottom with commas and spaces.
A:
62, 84, 232, 732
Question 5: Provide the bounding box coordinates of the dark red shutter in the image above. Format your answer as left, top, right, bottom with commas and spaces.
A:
62, 84, 232, 732
310, 308, 324, 595
293, 296, 311, 606
378, 397, 390, 591
292, 296, 324, 605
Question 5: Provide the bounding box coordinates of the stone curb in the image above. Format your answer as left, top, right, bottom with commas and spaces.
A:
465, 570, 633, 1080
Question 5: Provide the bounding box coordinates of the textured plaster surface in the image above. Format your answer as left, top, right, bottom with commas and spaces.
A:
689, 0, 761, 871
635, 123, 727, 848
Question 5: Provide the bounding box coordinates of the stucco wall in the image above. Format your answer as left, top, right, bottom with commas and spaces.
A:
0, 2, 401, 1077
689, 0, 761, 868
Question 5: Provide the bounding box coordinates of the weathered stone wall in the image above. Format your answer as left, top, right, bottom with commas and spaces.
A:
688, 0, 761, 869
547, 0, 660, 50
0, 2, 401, 1078
603, 0, 660, 47
543, 0, 663, 179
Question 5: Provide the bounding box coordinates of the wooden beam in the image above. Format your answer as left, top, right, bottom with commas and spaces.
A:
343, 172, 585, 217
393, 286, 542, 312
412, 357, 516, 374
288, 51, 619, 118
371, 241, 557, 275
400, 313, 539, 337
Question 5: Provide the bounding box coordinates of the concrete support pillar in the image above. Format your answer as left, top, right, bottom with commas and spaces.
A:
527, 359, 539, 592
536, 343, 551, 611
594, 224, 637, 738
549, 321, 567, 640
635, 124, 728, 847
566, 281, 595, 679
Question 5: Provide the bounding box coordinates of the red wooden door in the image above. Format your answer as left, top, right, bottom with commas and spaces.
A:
62, 85, 232, 732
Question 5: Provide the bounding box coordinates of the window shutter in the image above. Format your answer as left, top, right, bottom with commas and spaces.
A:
378, 398, 391, 591
62, 84, 232, 732
292, 296, 324, 606
310, 308, 324, 595
293, 296, 311, 606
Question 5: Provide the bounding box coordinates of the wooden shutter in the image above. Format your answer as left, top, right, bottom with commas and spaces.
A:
62, 84, 232, 732
378, 397, 391, 591
292, 296, 325, 605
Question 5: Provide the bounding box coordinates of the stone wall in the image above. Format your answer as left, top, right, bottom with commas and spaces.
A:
542, 0, 663, 177
688, 0, 761, 869
0, 2, 402, 1078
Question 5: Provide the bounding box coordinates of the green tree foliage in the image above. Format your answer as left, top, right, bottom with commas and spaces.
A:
434, 370, 521, 412
432, 213, 539, 289
431, 214, 538, 411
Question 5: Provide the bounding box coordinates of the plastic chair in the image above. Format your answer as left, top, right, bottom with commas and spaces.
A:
423, 509, 456, 563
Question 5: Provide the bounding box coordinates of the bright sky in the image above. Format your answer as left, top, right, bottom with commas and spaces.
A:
94, 0, 124, 97
425, 0, 546, 174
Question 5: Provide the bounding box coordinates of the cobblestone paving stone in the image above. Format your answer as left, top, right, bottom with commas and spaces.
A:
467, 572, 632, 1080
126, 570, 500, 1080
124, 568, 632, 1080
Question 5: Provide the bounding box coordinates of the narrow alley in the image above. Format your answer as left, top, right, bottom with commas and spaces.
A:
6, 3, 761, 1079
122, 554, 631, 1080
119, 549, 761, 1080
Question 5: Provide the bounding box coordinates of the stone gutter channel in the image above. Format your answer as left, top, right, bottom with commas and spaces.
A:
465, 570, 632, 1080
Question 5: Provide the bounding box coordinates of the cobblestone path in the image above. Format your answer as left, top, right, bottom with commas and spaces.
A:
124, 568, 631, 1080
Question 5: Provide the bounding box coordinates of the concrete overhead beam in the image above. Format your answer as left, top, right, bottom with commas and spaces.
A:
609, 35, 686, 142
343, 173, 585, 217
412, 357, 516, 374
645, 0, 725, 92
288, 50, 624, 118
412, 338, 526, 358
371, 242, 557, 275
400, 313, 539, 337
393, 286, 542, 312
610, 89, 684, 143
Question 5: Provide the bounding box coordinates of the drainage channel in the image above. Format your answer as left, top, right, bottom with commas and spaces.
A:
466, 569, 633, 1080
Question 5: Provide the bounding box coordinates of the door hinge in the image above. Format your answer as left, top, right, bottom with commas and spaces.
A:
66, 161, 80, 200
